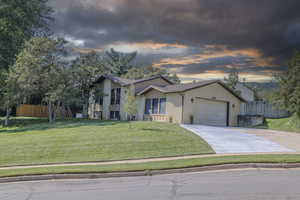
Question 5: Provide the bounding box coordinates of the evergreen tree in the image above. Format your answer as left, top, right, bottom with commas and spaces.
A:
105, 48, 137, 76
71, 51, 109, 117
277, 51, 300, 118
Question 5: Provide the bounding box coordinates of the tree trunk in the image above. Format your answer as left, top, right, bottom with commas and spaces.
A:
67, 105, 73, 118
82, 101, 88, 118
61, 103, 66, 119
4, 107, 11, 126
48, 103, 53, 123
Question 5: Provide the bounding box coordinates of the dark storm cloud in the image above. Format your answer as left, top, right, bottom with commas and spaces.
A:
50, 0, 300, 80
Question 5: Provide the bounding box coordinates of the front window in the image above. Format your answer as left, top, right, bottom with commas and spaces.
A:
111, 89, 115, 104
159, 98, 166, 114
144, 98, 166, 114
116, 88, 121, 105
111, 88, 121, 105
145, 99, 152, 114
152, 98, 159, 114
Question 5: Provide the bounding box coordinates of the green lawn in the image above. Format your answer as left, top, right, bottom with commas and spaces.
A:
0, 154, 299, 178
0, 118, 214, 167
255, 115, 300, 133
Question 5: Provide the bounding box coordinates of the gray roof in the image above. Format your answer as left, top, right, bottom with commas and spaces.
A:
160, 80, 218, 93
138, 80, 246, 102
105, 75, 135, 86
94, 74, 174, 87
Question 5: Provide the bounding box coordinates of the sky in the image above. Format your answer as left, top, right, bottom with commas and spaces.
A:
50, 0, 300, 82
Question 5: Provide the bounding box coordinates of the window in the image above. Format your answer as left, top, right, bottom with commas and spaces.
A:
96, 95, 103, 105
110, 111, 120, 120
159, 98, 166, 114
145, 98, 167, 115
111, 89, 115, 104
152, 98, 159, 114
111, 88, 121, 105
116, 88, 121, 105
145, 99, 152, 114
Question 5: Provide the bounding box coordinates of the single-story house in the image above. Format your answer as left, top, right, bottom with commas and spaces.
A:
89, 75, 245, 126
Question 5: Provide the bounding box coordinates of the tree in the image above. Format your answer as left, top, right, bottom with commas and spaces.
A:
10, 37, 70, 123
0, 0, 53, 124
123, 66, 181, 83
276, 51, 300, 118
71, 51, 109, 118
105, 48, 137, 76
124, 85, 138, 124
224, 69, 239, 91
0, 0, 53, 71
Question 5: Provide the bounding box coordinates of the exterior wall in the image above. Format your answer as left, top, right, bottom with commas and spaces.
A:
182, 83, 242, 126
102, 79, 112, 120
137, 95, 145, 120
134, 78, 172, 93
166, 93, 183, 123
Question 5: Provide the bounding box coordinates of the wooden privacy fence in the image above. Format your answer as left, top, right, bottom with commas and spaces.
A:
240, 101, 290, 118
16, 104, 72, 118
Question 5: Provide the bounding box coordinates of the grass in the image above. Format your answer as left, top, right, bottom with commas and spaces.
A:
0, 118, 214, 167
0, 154, 299, 178
255, 115, 300, 133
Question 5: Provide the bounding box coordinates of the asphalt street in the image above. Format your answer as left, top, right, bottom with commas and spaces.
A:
1, 169, 300, 200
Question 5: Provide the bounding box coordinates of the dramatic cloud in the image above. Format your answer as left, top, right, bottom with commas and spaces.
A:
50, 0, 300, 82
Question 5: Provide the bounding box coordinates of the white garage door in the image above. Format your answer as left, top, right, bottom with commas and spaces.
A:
196, 99, 228, 126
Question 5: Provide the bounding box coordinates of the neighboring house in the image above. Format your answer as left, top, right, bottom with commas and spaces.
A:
89, 75, 245, 126
235, 83, 255, 102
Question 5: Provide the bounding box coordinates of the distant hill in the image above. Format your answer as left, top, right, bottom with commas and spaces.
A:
246, 82, 279, 90
244, 82, 279, 101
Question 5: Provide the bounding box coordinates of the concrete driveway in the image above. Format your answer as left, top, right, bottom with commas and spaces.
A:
181, 125, 294, 154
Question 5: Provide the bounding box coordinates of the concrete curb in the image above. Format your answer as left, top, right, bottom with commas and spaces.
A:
1, 163, 300, 184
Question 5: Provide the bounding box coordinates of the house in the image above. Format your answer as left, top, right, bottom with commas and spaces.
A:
89, 75, 245, 126
235, 83, 255, 102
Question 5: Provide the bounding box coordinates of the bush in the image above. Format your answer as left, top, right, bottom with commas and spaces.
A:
190, 115, 194, 124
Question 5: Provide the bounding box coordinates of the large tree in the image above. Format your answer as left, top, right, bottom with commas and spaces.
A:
71, 51, 109, 117
123, 66, 181, 84
0, 0, 53, 70
277, 51, 300, 118
105, 48, 137, 76
0, 0, 53, 120
10, 37, 71, 123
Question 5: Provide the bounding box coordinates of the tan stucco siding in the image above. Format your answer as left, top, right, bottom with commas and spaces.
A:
182, 83, 242, 126
166, 93, 183, 123
134, 78, 171, 92
102, 79, 112, 120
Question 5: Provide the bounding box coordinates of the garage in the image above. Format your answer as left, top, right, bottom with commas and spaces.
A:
196, 98, 228, 126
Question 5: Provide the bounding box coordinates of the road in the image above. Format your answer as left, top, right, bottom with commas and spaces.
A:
1, 169, 300, 200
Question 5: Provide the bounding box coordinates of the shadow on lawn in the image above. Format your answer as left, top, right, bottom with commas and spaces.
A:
0, 118, 128, 134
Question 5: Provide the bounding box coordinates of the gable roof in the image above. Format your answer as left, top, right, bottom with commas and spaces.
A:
92, 74, 174, 87
137, 80, 246, 102
129, 75, 174, 85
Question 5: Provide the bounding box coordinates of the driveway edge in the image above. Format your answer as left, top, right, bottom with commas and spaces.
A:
1, 163, 300, 184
